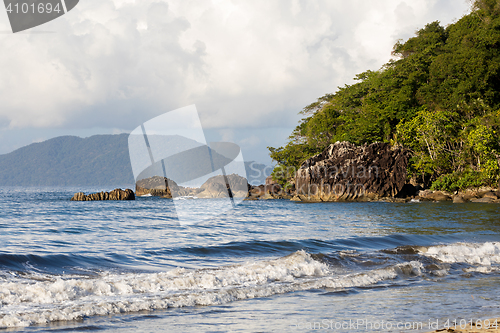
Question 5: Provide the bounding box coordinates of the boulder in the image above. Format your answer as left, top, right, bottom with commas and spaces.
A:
197, 174, 249, 199
415, 195, 433, 202
71, 189, 135, 201
136, 174, 249, 199
295, 141, 409, 201
426, 191, 452, 202
463, 193, 478, 201
290, 194, 308, 202
136, 176, 179, 198
471, 197, 496, 203
417, 190, 452, 202
453, 195, 466, 203
482, 191, 499, 200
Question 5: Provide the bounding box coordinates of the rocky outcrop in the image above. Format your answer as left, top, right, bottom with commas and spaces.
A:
135, 176, 179, 198
466, 189, 500, 203
417, 190, 452, 202
197, 174, 249, 198
71, 188, 135, 201
294, 141, 409, 202
414, 187, 500, 203
247, 183, 292, 200
135, 174, 249, 199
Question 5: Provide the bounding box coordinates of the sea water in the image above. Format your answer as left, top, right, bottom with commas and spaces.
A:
0, 187, 499, 332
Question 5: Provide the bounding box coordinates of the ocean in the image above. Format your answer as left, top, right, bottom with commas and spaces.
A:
0, 187, 499, 332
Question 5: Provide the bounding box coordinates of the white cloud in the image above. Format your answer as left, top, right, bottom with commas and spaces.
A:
0, 0, 471, 132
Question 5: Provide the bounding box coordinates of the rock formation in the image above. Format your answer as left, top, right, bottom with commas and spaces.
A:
135, 176, 179, 198
247, 182, 290, 200
294, 141, 409, 201
135, 174, 249, 199
197, 174, 249, 198
71, 188, 135, 201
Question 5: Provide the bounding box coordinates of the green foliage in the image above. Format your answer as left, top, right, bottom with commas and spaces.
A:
270, 164, 296, 189
430, 173, 461, 192
431, 170, 487, 192
269, 2, 500, 190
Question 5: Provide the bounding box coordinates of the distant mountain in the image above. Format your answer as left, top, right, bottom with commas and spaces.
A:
0, 134, 270, 186
0, 134, 134, 186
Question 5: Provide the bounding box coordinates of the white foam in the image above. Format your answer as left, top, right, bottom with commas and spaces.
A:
173, 196, 197, 200
419, 242, 500, 266
139, 193, 153, 197
0, 251, 420, 328
463, 266, 497, 273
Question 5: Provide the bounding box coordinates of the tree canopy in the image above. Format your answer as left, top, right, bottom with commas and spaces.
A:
269, 0, 500, 191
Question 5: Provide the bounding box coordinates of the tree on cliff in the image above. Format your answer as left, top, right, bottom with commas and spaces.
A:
269, 0, 500, 191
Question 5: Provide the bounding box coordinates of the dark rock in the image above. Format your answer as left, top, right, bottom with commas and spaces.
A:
397, 184, 418, 198
246, 182, 283, 200
71, 189, 135, 201
295, 141, 409, 201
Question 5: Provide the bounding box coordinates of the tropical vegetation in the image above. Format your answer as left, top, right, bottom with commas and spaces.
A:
269, 0, 500, 191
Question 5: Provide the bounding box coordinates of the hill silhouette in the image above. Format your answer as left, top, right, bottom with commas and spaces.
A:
0, 134, 269, 186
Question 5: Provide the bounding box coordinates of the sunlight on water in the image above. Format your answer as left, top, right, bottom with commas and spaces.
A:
0, 187, 499, 331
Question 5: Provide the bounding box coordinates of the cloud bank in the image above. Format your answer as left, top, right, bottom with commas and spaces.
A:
0, 0, 470, 133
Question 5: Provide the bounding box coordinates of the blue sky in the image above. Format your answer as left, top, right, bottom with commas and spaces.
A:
0, 0, 471, 164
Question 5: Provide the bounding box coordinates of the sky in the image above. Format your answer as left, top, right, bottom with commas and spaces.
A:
0, 0, 471, 164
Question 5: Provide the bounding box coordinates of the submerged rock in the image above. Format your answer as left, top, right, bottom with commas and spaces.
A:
295, 141, 409, 202
71, 189, 135, 201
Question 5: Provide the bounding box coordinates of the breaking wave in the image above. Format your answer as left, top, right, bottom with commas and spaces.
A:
0, 250, 423, 328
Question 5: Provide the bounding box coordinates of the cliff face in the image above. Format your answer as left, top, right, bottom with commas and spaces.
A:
295, 141, 409, 201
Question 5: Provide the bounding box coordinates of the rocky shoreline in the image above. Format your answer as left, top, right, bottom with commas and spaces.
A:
69, 184, 500, 204
70, 141, 499, 203
263, 141, 500, 204
281, 187, 500, 204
